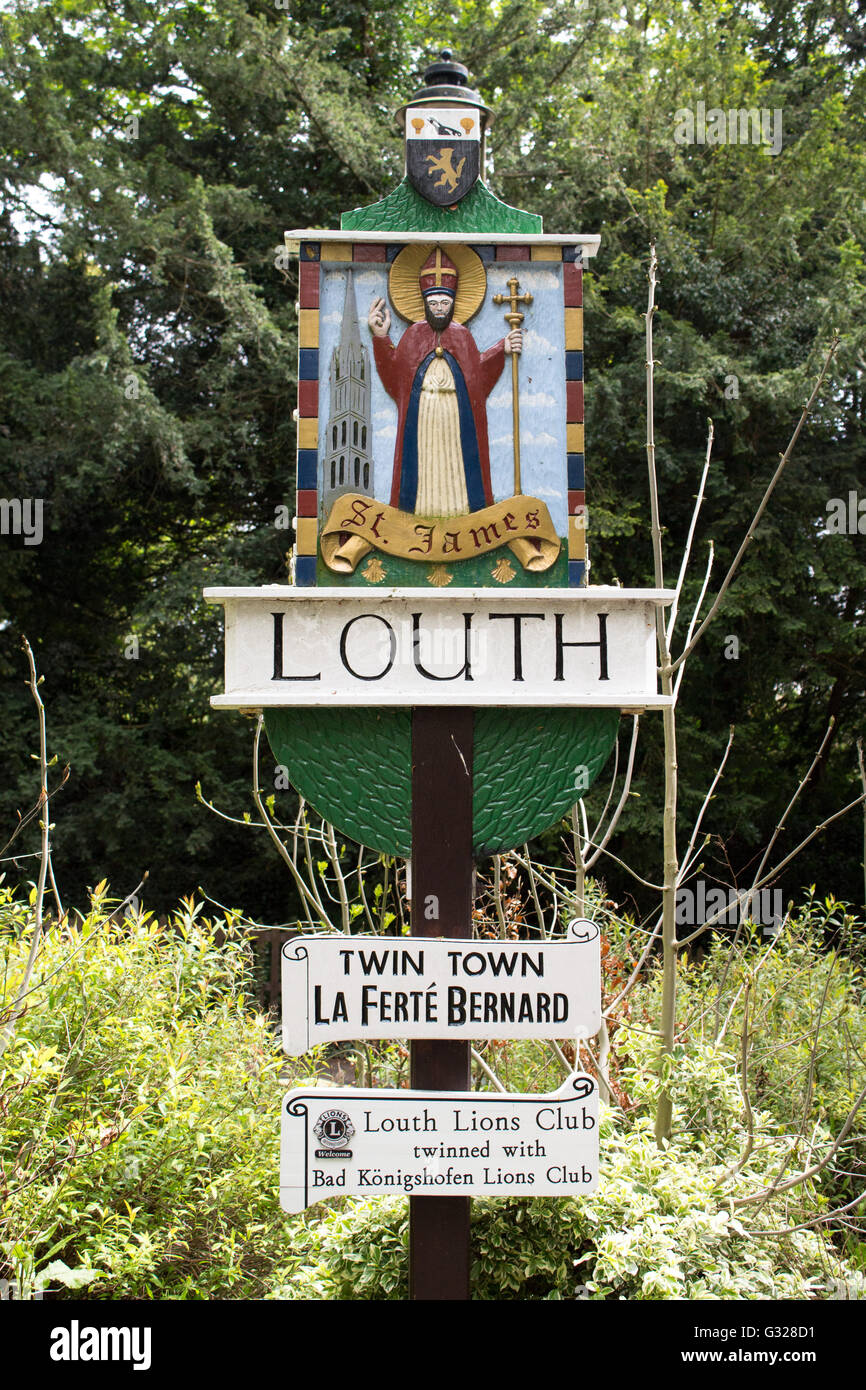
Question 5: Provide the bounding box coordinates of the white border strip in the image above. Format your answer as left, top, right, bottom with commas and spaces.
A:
285, 229, 601, 256
204, 586, 674, 604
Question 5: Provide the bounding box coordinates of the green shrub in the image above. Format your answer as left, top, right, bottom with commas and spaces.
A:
3, 882, 863, 1300
273, 1043, 858, 1300
0, 885, 321, 1298
636, 893, 866, 1250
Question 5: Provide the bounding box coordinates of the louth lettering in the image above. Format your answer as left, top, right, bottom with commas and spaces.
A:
271, 608, 611, 684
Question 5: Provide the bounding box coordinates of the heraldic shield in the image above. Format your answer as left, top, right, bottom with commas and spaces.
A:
405, 106, 481, 206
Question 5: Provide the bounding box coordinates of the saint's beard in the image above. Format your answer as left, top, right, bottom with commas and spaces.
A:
424, 299, 455, 332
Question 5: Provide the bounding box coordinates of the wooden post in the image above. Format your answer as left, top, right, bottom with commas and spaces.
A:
409, 706, 473, 1301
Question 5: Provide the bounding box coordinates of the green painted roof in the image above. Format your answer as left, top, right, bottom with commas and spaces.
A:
341, 178, 542, 234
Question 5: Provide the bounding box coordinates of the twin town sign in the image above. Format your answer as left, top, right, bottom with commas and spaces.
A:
280, 1073, 598, 1212
281, 919, 601, 1054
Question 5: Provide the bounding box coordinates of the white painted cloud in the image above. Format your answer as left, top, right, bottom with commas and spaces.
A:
520, 390, 557, 407
521, 431, 558, 448
520, 269, 560, 290
376, 426, 397, 444
524, 331, 557, 354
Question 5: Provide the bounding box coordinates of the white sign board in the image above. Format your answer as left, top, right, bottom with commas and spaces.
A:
281, 920, 601, 1054
280, 1072, 598, 1212
204, 586, 674, 709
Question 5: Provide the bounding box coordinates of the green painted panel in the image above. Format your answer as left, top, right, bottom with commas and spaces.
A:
266, 708, 412, 856
316, 548, 568, 589
340, 179, 542, 235
473, 708, 620, 855
264, 707, 619, 858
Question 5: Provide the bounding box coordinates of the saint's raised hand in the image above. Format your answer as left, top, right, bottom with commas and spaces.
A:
368, 297, 391, 338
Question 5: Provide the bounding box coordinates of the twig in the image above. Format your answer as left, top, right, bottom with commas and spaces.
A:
718, 977, 755, 1182
492, 855, 507, 938
356, 846, 377, 933
858, 738, 865, 910
733, 1079, 866, 1207
0, 641, 52, 1056
676, 726, 735, 889
589, 732, 620, 847
644, 245, 680, 1143
250, 718, 335, 929
604, 916, 663, 1017
673, 541, 714, 701
472, 1048, 507, 1092
523, 844, 548, 940
669, 334, 841, 674
747, 1187, 866, 1238
585, 715, 640, 869
325, 820, 351, 933
667, 420, 714, 645
594, 1018, 614, 1105
571, 805, 585, 919
548, 1038, 574, 1078
746, 718, 836, 906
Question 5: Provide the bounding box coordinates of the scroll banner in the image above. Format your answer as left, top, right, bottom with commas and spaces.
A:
281, 1072, 598, 1211
321, 494, 561, 574
281, 920, 601, 1055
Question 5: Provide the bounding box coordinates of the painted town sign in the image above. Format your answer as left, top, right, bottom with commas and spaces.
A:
205, 52, 673, 857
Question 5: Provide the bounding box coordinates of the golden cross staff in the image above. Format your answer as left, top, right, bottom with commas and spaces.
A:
493, 276, 533, 495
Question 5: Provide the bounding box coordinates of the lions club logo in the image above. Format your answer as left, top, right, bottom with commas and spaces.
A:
314, 1109, 355, 1150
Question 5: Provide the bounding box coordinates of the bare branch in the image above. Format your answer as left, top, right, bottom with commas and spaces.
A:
667, 420, 715, 646
472, 1048, 507, 1092
492, 855, 508, 938
858, 738, 866, 910
548, 1037, 574, 1078
748, 1187, 866, 1238
718, 977, 755, 1182
589, 731, 620, 847
733, 1078, 866, 1207
523, 844, 549, 940
0, 641, 52, 1056
585, 715, 640, 869
676, 725, 735, 888
250, 718, 335, 929
669, 334, 840, 674
747, 718, 836, 904
673, 541, 714, 702
325, 820, 351, 934
604, 915, 663, 1017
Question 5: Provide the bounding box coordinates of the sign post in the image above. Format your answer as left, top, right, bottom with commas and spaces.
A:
409, 707, 473, 1298
205, 50, 673, 1300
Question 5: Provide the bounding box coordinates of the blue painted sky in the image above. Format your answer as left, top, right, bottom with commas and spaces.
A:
318, 261, 568, 534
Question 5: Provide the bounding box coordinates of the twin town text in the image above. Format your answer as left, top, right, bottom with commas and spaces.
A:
281, 926, 600, 1053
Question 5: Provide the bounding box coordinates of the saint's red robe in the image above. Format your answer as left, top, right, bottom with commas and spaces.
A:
373, 321, 506, 513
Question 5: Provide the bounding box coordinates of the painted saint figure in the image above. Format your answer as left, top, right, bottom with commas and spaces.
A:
368, 248, 522, 518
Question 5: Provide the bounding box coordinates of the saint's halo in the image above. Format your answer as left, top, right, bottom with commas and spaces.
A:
388, 242, 487, 324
